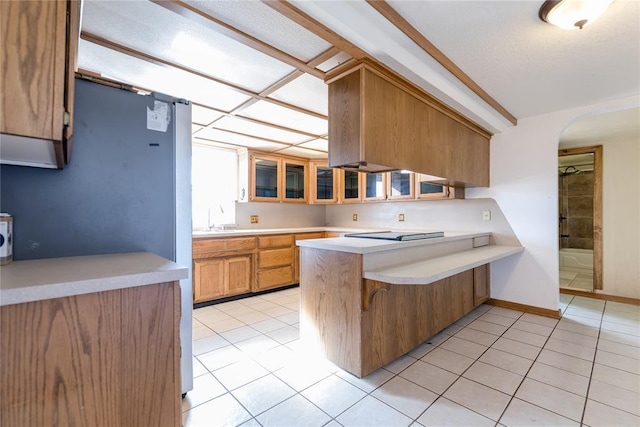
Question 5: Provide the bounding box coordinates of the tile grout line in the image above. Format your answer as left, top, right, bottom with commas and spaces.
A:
578, 299, 605, 426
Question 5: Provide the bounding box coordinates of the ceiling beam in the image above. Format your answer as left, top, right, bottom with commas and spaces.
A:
151, 0, 325, 79
366, 0, 517, 125
262, 0, 369, 60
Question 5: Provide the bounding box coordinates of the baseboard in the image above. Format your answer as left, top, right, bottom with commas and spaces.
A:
560, 289, 640, 306
487, 298, 562, 319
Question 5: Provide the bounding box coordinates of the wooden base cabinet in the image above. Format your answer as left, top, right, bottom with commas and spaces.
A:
0, 282, 181, 426
193, 256, 252, 303
473, 264, 490, 306
256, 235, 294, 291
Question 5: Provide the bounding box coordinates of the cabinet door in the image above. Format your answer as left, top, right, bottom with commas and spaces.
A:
1, 0, 79, 167
250, 155, 280, 202
341, 170, 362, 203
283, 159, 308, 203
310, 162, 338, 204
226, 256, 252, 296
193, 258, 225, 302
415, 173, 456, 200
363, 172, 387, 201
256, 266, 294, 291
388, 171, 415, 200
473, 264, 490, 306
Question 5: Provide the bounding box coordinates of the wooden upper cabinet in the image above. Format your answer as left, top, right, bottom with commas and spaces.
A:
339, 169, 363, 203
387, 171, 414, 200
0, 0, 80, 169
362, 172, 387, 202
326, 59, 490, 187
310, 161, 338, 204
247, 152, 308, 203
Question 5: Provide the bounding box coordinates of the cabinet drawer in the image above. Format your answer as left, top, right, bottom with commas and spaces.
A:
295, 232, 325, 241
256, 266, 294, 290
258, 235, 293, 249
258, 248, 293, 269
193, 237, 256, 254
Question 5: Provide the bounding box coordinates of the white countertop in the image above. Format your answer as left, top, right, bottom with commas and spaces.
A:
365, 245, 524, 285
192, 226, 382, 238
296, 231, 490, 254
0, 252, 188, 306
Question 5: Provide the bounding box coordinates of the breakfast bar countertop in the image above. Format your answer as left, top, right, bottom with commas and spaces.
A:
0, 252, 188, 306
295, 231, 492, 254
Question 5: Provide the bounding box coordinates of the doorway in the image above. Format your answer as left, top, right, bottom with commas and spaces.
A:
558, 146, 602, 292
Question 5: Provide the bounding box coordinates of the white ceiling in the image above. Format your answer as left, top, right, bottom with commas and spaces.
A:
77, 0, 640, 158
559, 106, 640, 147
385, 0, 640, 119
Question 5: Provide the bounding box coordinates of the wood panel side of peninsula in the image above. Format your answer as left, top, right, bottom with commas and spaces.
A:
299, 247, 487, 378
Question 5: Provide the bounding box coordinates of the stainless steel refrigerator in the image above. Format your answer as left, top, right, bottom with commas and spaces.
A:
0, 78, 193, 395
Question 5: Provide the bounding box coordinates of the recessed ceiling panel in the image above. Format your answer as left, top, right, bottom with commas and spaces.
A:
268, 74, 329, 115
240, 101, 328, 136
316, 52, 353, 72
194, 129, 290, 151
78, 40, 251, 111
187, 0, 331, 61
213, 116, 310, 144
297, 138, 328, 152
192, 105, 224, 125
275, 146, 328, 159
193, 139, 243, 152
81, 1, 294, 92
192, 124, 203, 134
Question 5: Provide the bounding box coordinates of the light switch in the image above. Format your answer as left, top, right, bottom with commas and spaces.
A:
399, 213, 405, 222
482, 210, 491, 221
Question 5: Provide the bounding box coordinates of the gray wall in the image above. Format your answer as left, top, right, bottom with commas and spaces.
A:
0, 79, 176, 260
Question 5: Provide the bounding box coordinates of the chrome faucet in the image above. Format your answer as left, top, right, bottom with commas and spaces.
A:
207, 207, 213, 231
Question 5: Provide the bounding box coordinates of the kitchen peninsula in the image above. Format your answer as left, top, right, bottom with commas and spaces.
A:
296, 232, 523, 377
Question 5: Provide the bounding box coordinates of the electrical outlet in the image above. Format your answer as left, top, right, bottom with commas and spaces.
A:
352, 214, 358, 221
251, 215, 259, 224
482, 210, 491, 221
398, 213, 405, 222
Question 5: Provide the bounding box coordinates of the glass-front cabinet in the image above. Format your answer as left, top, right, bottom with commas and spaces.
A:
388, 170, 414, 200
249, 153, 308, 203
283, 159, 308, 203
310, 161, 338, 204
415, 173, 462, 199
363, 173, 386, 201
341, 170, 362, 203
253, 157, 279, 200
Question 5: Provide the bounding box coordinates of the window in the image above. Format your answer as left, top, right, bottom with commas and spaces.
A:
192, 144, 237, 229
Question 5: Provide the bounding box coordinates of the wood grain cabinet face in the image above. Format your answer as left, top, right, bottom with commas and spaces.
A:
0, 282, 181, 426
255, 234, 295, 291
473, 264, 490, 306
327, 60, 490, 187
0, 0, 80, 168
193, 256, 252, 302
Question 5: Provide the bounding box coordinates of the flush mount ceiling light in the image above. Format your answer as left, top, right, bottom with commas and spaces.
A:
539, 0, 615, 30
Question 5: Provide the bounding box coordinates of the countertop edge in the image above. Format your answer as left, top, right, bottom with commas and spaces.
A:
296, 232, 491, 254
363, 246, 524, 285
0, 252, 188, 306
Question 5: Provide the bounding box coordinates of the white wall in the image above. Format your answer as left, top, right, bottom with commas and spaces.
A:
235, 202, 326, 229
325, 198, 519, 246
601, 137, 640, 298
468, 96, 639, 310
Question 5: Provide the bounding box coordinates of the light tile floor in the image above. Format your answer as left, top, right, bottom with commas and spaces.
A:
560, 269, 594, 292
184, 289, 640, 427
